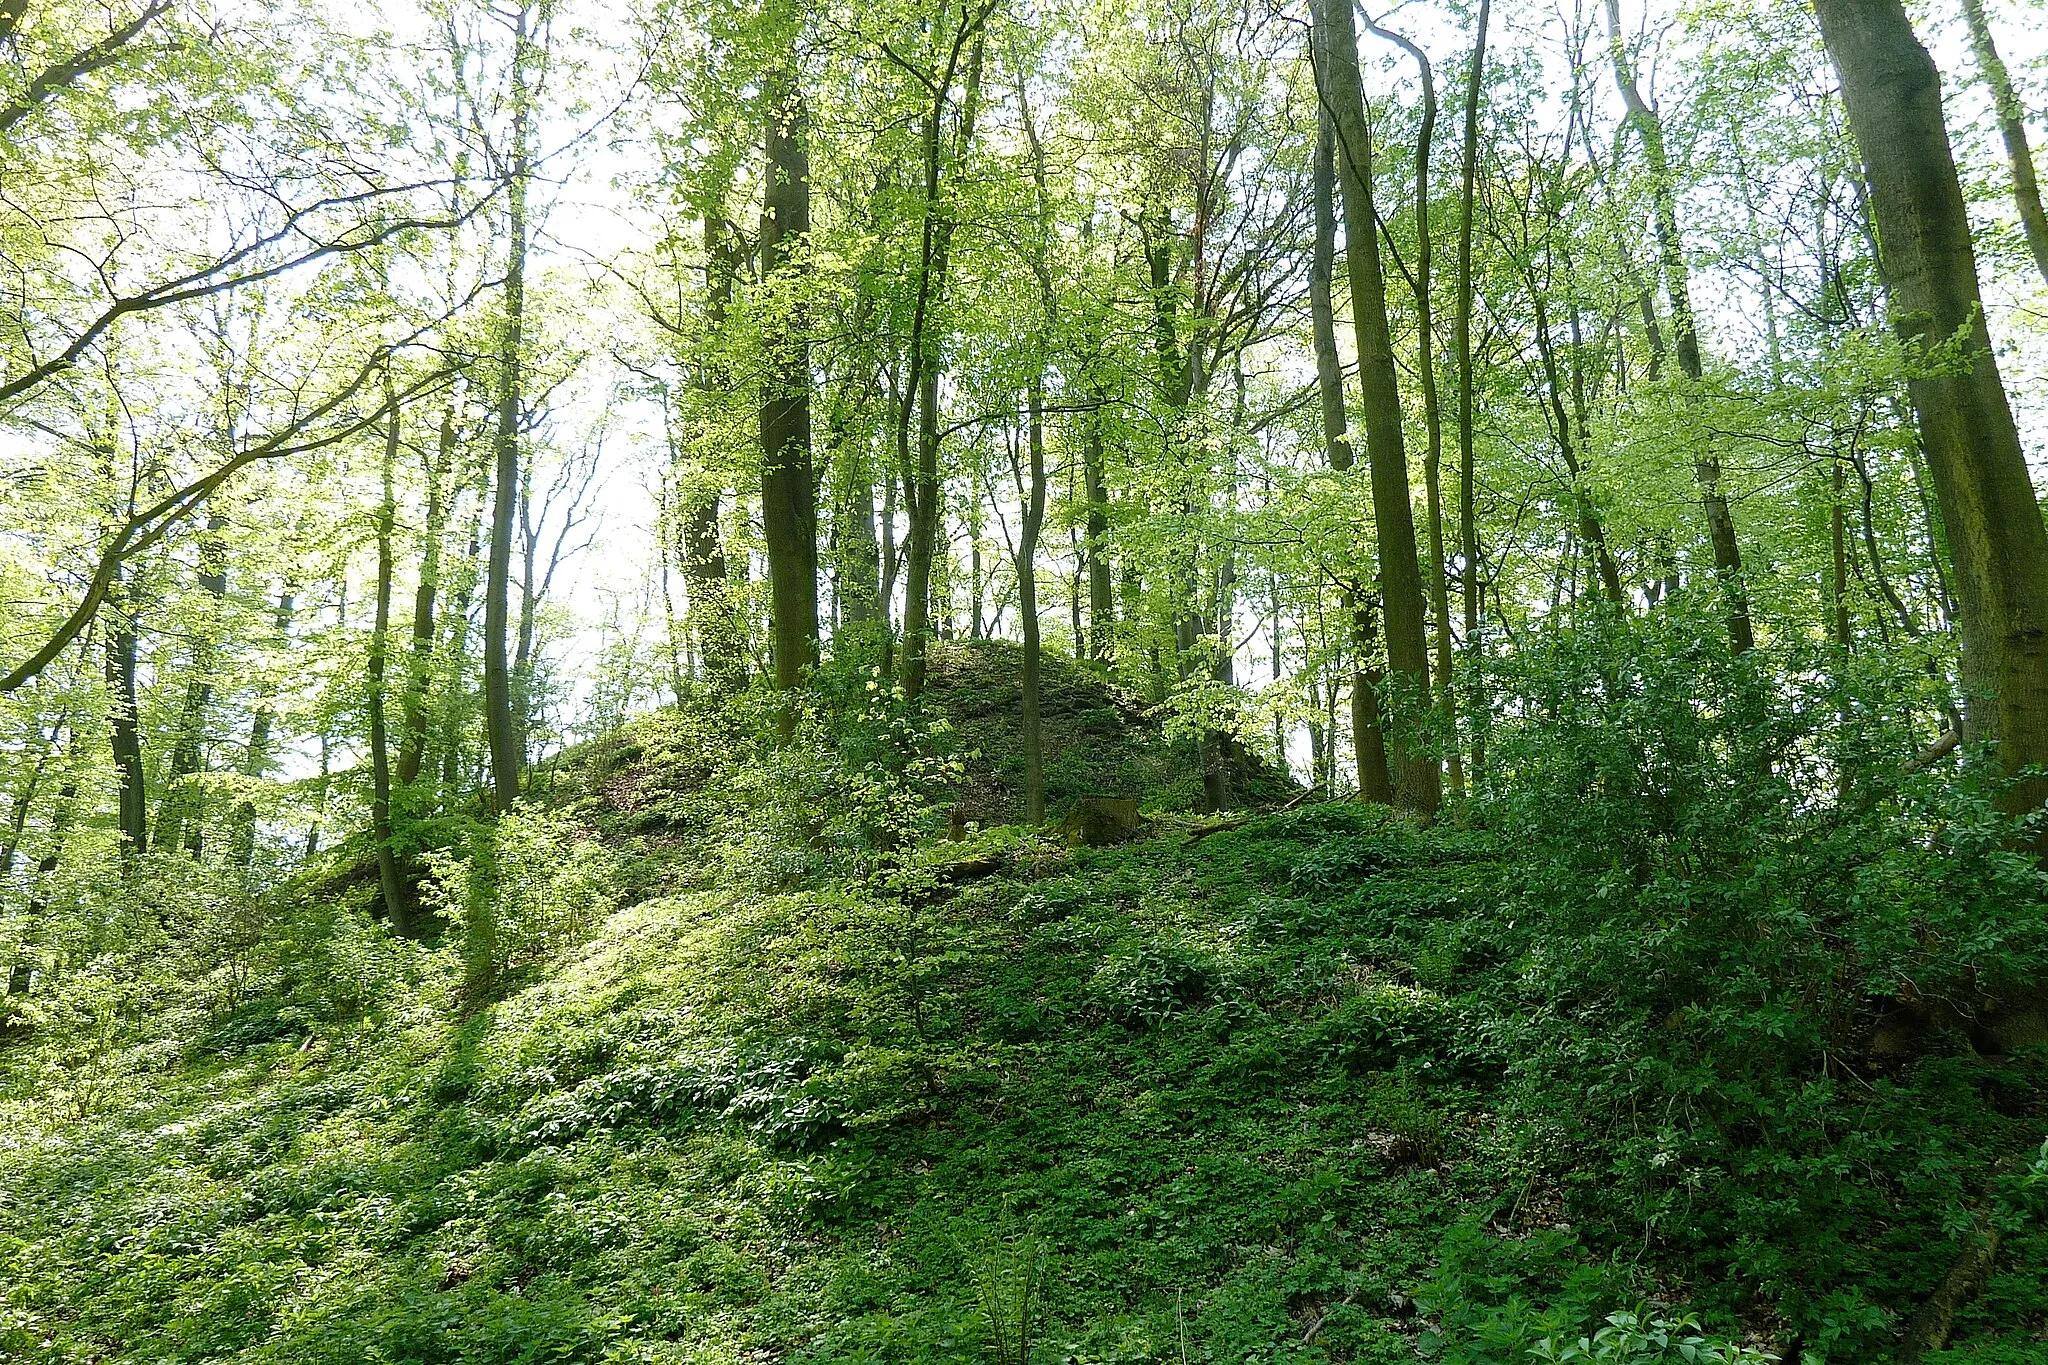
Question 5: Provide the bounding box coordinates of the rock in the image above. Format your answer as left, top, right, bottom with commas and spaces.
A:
1059, 795, 1145, 847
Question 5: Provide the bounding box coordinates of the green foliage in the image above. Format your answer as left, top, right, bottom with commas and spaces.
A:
5, 623, 2047, 1363
1530, 1310, 1779, 1365
425, 803, 621, 994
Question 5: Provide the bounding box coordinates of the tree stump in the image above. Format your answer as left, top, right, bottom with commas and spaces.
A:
1059, 795, 1144, 847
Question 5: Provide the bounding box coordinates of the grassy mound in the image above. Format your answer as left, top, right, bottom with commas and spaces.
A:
3, 793, 2044, 1362
922, 639, 1296, 824
7, 634, 2048, 1362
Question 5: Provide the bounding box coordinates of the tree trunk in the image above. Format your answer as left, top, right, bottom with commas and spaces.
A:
1082, 412, 1114, 659
1532, 287, 1625, 604
760, 74, 819, 714
837, 438, 884, 631
1456, 0, 1491, 790
1832, 460, 1854, 651
1814, 0, 2048, 837
105, 572, 146, 858
369, 383, 412, 935
680, 209, 748, 692
1020, 388, 1049, 824
898, 30, 987, 705
1311, 105, 1397, 805
483, 1, 531, 816
1352, 601, 1394, 804
1312, 0, 1441, 817
1364, 15, 1463, 798
1606, 0, 1754, 653
230, 584, 295, 867
153, 512, 227, 854
396, 405, 453, 792
0, 717, 64, 876
8, 776, 75, 996
441, 499, 485, 800
1959, 0, 2048, 284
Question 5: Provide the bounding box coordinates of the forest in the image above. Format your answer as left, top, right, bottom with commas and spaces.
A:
4, 0, 2048, 1358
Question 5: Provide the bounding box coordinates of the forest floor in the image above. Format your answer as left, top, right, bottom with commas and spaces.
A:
3, 655, 2046, 1362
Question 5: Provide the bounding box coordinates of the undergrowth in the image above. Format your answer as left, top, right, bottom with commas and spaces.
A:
2, 623, 2045, 1362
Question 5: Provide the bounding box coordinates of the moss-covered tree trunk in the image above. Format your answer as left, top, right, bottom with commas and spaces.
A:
1813, 0, 2048, 839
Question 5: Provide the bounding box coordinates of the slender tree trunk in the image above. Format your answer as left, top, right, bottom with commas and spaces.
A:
441, 498, 485, 800
8, 775, 75, 996
513, 460, 539, 736
681, 210, 748, 692
1456, 0, 1491, 789
760, 74, 819, 714
898, 30, 987, 704
105, 572, 146, 857
230, 585, 295, 867
153, 512, 227, 854
1353, 601, 1393, 804
396, 407, 453, 792
838, 439, 884, 630
1533, 289, 1625, 604
1081, 413, 1114, 658
483, 4, 532, 816
1019, 390, 1049, 823
1311, 107, 1396, 805
0, 718, 64, 876
1313, 0, 1441, 816
1832, 460, 1854, 650
1606, 0, 1753, 653
1814, 0, 2048, 837
656, 472, 687, 701
1365, 15, 1462, 797
369, 384, 412, 934
1959, 0, 2048, 284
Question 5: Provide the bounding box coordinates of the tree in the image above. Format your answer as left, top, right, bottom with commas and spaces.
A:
759, 64, 821, 708
1310, 0, 1441, 817
894, 0, 996, 704
1812, 0, 2048, 835
1958, 0, 2048, 285
1605, 0, 1754, 652
482, 0, 537, 815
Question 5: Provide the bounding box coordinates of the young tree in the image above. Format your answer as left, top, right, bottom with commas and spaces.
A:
1310, 0, 1441, 817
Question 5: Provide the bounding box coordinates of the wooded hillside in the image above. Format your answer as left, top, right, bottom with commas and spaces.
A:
4, 0, 2048, 1358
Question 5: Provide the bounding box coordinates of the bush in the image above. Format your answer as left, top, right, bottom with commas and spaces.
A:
1465, 607, 2048, 1351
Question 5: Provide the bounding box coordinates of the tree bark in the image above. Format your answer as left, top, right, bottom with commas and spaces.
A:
0, 717, 65, 876
396, 404, 454, 791
1312, 0, 1441, 817
1311, 106, 1396, 805
369, 383, 412, 934
1532, 287, 1625, 604
231, 584, 295, 867
1813, 0, 2048, 838
1020, 389, 1049, 824
1959, 0, 2048, 284
897, 23, 989, 704
1456, 0, 1491, 789
1081, 412, 1114, 659
7, 776, 76, 996
760, 74, 820, 713
1364, 14, 1463, 797
483, 0, 532, 815
105, 572, 146, 858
